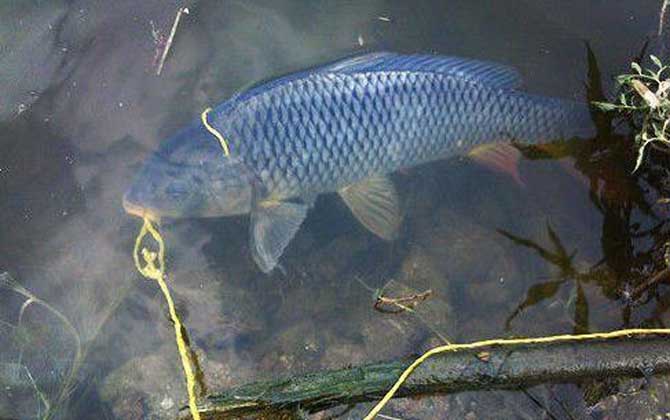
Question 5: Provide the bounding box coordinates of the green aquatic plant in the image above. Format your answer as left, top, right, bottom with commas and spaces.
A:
593, 55, 670, 171
0, 271, 129, 419
0, 272, 81, 419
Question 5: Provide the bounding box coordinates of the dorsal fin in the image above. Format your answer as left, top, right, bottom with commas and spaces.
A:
227, 55, 386, 103
229, 52, 522, 104
323, 52, 522, 89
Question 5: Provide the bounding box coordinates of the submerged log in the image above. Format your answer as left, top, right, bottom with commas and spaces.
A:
183, 335, 670, 419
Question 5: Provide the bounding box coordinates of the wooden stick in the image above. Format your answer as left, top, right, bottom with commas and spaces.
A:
183, 334, 670, 419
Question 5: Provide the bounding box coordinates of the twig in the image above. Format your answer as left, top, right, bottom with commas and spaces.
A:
156, 7, 189, 76
378, 414, 404, 420
659, 0, 670, 60
631, 267, 670, 300
660, 0, 670, 37
374, 289, 433, 314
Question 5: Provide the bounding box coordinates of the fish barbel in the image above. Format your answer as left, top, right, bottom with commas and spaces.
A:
123, 52, 594, 272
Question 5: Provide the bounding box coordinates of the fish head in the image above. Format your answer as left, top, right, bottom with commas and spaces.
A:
123, 121, 253, 221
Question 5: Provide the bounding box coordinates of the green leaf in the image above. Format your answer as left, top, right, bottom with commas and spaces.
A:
631, 62, 642, 74
633, 140, 650, 172
591, 101, 619, 112
651, 54, 663, 68
616, 74, 633, 85
619, 92, 628, 105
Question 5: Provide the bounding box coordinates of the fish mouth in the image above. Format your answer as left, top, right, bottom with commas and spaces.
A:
122, 195, 161, 222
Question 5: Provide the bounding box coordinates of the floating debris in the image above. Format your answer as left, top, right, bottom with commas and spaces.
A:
155, 7, 190, 76
373, 288, 433, 314
476, 351, 490, 362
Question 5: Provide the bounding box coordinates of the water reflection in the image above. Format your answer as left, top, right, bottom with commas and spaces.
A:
482, 44, 670, 418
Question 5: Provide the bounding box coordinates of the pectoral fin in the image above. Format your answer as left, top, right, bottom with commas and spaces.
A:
250, 200, 309, 273
339, 175, 402, 240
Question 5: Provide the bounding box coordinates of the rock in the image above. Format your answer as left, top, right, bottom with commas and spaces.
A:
589, 376, 670, 419
100, 345, 183, 419
0, 0, 68, 121
258, 320, 324, 374
160, 268, 266, 352
100, 342, 252, 419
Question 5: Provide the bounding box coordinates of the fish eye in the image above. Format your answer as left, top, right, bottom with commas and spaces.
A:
165, 182, 190, 201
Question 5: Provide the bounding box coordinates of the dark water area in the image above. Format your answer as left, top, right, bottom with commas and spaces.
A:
2, 0, 670, 418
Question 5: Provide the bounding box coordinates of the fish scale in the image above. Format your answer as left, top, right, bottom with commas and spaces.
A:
230, 73, 482, 198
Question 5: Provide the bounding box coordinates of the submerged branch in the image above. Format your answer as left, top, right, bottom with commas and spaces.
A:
183, 334, 670, 419
631, 267, 670, 300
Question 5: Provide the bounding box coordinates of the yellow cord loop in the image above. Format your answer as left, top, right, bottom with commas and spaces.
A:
201, 107, 230, 157
132, 217, 165, 279
363, 327, 670, 419
133, 217, 201, 420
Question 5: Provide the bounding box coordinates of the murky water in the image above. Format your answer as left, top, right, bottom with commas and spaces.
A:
2, 1, 670, 419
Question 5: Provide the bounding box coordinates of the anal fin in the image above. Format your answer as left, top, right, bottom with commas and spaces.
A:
468, 143, 524, 186
339, 175, 402, 240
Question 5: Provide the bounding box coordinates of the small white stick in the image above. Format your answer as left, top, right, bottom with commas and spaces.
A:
660, 0, 670, 36
156, 7, 190, 76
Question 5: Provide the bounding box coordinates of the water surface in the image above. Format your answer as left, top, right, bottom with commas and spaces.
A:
1, 1, 669, 418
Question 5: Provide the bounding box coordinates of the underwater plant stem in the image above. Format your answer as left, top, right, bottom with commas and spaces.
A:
38, 302, 82, 418
631, 267, 670, 300
660, 0, 670, 38
2, 272, 83, 418
190, 332, 670, 419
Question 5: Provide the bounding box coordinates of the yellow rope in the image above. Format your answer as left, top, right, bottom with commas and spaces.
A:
201, 107, 230, 157
363, 327, 670, 419
133, 217, 201, 420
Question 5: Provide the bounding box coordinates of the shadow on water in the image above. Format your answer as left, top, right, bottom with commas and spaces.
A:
500, 44, 670, 339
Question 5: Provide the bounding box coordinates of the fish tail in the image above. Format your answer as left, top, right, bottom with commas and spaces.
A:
505, 93, 596, 144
